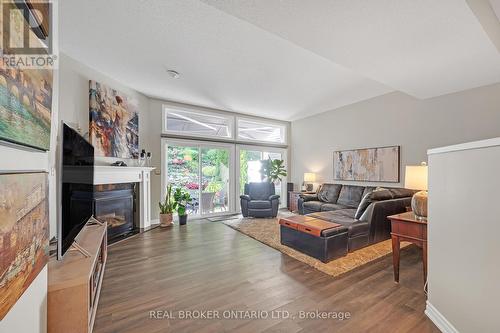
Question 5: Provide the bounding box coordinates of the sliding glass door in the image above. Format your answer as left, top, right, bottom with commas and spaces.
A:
162, 139, 287, 218
163, 139, 235, 217
236, 145, 287, 209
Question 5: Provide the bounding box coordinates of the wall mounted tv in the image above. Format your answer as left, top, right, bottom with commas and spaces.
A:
59, 123, 94, 259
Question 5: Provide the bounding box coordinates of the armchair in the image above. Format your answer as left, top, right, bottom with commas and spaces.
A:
240, 182, 280, 218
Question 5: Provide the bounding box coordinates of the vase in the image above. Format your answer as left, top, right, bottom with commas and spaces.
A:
179, 215, 188, 225
159, 213, 173, 227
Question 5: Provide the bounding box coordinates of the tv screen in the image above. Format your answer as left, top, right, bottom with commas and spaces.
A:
59, 123, 94, 259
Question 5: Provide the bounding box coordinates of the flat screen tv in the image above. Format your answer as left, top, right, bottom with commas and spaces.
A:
59, 123, 94, 259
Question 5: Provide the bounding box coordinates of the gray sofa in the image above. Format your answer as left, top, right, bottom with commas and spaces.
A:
240, 182, 280, 218
298, 184, 415, 251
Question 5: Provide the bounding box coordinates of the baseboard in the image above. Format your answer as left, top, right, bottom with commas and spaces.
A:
425, 301, 459, 333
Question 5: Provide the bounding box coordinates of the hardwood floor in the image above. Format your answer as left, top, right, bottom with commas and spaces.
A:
94, 219, 439, 333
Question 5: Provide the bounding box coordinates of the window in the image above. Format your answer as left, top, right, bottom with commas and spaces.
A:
164, 108, 233, 139
237, 118, 286, 144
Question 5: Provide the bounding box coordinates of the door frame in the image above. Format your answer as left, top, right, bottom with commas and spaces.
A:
161, 138, 237, 218
235, 144, 288, 211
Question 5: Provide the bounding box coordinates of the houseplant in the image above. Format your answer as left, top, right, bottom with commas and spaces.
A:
159, 184, 175, 227
173, 187, 192, 225
260, 158, 287, 184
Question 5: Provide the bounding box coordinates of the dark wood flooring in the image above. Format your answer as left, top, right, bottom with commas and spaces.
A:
94, 219, 439, 333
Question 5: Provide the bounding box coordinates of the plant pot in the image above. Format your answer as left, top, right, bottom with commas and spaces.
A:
159, 213, 173, 227
179, 214, 188, 225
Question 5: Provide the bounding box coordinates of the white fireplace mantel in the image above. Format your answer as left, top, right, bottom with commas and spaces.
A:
94, 166, 156, 230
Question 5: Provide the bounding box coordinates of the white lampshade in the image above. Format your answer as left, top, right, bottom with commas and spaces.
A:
303, 173, 316, 182
405, 164, 428, 191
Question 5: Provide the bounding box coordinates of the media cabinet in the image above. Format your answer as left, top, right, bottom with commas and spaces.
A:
48, 222, 107, 333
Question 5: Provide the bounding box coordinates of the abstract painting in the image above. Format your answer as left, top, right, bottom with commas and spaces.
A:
0, 172, 49, 319
334, 146, 400, 182
89, 80, 139, 159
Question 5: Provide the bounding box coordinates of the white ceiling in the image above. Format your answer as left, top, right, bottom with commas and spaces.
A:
60, 0, 500, 121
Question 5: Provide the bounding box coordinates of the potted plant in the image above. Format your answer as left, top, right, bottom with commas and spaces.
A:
159, 184, 175, 227
260, 158, 287, 184
173, 188, 192, 225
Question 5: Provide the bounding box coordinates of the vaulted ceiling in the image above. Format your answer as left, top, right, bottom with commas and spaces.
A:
60, 0, 500, 121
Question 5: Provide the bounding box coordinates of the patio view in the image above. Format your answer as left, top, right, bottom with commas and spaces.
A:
166, 144, 284, 216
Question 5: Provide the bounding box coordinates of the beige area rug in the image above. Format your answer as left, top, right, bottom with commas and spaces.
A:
222, 212, 408, 277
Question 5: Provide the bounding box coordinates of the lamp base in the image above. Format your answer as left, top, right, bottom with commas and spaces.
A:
411, 190, 428, 219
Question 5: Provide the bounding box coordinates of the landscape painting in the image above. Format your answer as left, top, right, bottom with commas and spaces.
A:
334, 146, 400, 182
0, 172, 49, 319
89, 80, 139, 159
0, 61, 53, 150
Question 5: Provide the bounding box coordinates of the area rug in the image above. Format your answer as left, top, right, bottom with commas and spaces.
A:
222, 213, 408, 277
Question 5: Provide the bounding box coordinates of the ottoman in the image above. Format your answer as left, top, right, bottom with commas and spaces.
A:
279, 215, 349, 263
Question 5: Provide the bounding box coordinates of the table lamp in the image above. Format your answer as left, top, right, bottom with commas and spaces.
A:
303, 173, 316, 192
404, 162, 428, 219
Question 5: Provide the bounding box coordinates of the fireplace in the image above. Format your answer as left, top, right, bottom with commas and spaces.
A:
93, 183, 139, 243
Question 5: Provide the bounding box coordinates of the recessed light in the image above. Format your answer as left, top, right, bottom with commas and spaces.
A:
166, 69, 180, 79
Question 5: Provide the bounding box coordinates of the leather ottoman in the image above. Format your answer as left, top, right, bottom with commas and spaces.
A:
279, 216, 349, 263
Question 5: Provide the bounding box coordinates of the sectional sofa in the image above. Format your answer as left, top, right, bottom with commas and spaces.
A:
298, 184, 415, 251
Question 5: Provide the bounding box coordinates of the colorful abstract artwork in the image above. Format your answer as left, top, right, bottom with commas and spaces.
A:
334, 146, 400, 182
0, 172, 49, 319
89, 80, 139, 159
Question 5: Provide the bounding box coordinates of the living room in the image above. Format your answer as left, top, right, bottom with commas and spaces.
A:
1, 1, 499, 333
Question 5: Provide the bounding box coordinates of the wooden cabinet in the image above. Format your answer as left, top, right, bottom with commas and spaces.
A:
48, 222, 107, 333
288, 191, 315, 212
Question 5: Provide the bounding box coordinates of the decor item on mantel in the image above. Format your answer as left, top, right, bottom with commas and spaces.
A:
89, 80, 139, 159
159, 184, 174, 227
0, 172, 49, 319
173, 188, 192, 225
404, 162, 428, 219
334, 145, 400, 182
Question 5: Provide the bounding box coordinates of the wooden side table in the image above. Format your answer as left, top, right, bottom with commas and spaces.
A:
288, 191, 315, 212
388, 211, 428, 283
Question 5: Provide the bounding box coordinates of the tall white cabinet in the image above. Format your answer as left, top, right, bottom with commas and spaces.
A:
426, 138, 500, 333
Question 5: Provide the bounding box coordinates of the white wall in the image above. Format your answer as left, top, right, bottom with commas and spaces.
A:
58, 52, 152, 231
291, 83, 500, 189
0, 2, 59, 330
427, 139, 500, 332
147, 98, 292, 220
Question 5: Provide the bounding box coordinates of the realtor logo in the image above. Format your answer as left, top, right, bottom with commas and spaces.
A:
1, 0, 56, 68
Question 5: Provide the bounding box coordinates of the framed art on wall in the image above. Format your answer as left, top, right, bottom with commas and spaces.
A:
89, 80, 139, 159
0, 172, 49, 319
0, 0, 53, 151
334, 145, 400, 182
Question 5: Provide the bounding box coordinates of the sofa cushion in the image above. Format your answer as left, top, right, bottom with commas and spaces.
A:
389, 188, 416, 198
337, 185, 365, 208
303, 201, 324, 212
309, 210, 368, 238
320, 203, 349, 212
247, 200, 272, 209
355, 188, 389, 219
317, 184, 342, 203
